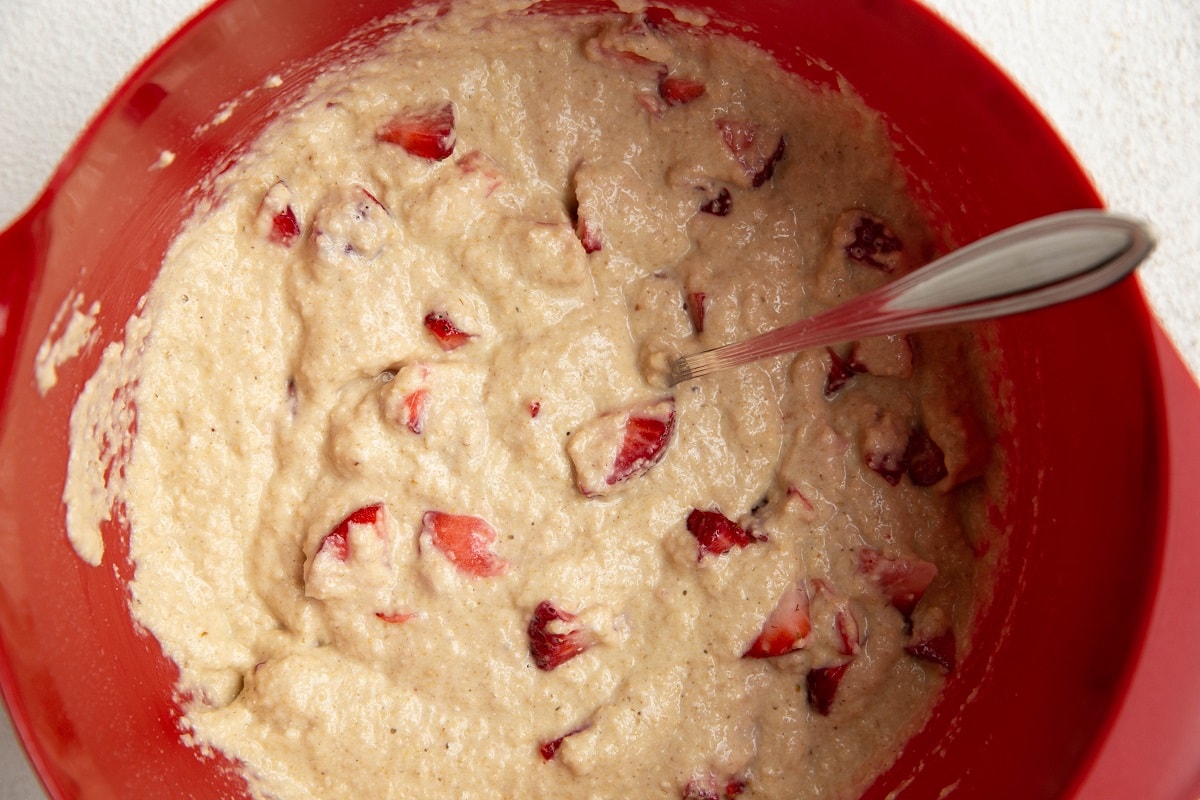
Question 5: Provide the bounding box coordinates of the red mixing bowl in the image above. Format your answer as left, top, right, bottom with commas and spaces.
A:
2, 1, 1199, 798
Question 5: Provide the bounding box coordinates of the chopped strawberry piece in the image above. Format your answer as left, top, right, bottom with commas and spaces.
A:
843, 211, 903, 272
576, 215, 603, 254
421, 511, 508, 577
423, 311, 475, 351
529, 400, 541, 418
683, 779, 720, 800
637, 91, 668, 118
583, 34, 667, 76
806, 662, 850, 716
786, 485, 816, 513
682, 775, 746, 800
569, 398, 676, 496
659, 76, 706, 106
906, 630, 957, 673
753, 136, 786, 187
717, 119, 786, 187
643, 6, 678, 31
257, 182, 302, 247
686, 508, 765, 560
699, 188, 732, 216
610, 408, 673, 485
455, 149, 503, 195
810, 579, 862, 657
377, 102, 456, 161
528, 601, 595, 671
316, 504, 384, 562
857, 548, 938, 617
864, 448, 906, 486
270, 206, 301, 246
744, 581, 811, 658
824, 346, 860, 397
375, 610, 415, 624
904, 427, 948, 486
538, 722, 591, 760
402, 388, 429, 434
687, 291, 707, 333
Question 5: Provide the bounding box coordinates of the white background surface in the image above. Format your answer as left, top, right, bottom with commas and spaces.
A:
0, 1, 1197, 797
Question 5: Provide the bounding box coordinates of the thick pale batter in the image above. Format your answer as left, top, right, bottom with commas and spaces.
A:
64, 3, 996, 798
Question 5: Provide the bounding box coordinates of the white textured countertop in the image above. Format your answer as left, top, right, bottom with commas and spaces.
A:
1, 1, 1197, 797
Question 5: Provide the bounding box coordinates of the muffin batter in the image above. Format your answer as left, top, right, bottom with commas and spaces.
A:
64, 3, 995, 798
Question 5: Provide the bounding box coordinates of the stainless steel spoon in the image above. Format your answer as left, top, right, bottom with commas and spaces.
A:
667, 209, 1155, 386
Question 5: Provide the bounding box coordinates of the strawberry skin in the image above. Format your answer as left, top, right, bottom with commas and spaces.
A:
270, 206, 301, 246
423, 311, 475, 351
316, 504, 384, 562
609, 403, 674, 486
402, 388, 429, 434
686, 508, 765, 559
569, 398, 676, 497
421, 511, 508, 577
744, 581, 811, 658
807, 662, 851, 716
842, 211, 903, 272
687, 291, 708, 332
857, 548, 937, 617
538, 722, 591, 760
377, 102, 457, 161
906, 630, 957, 673
528, 601, 595, 671
659, 76, 706, 106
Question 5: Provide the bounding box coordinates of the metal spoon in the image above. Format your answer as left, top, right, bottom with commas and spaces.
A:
667, 209, 1155, 386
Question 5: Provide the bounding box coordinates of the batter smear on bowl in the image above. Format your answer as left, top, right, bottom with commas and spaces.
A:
63, 2, 1000, 798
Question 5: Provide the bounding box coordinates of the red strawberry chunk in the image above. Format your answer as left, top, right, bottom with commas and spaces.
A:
824, 346, 861, 397
857, 548, 938, 617
576, 215, 603, 254
659, 76, 706, 106
906, 630, 957, 673
402, 388, 429, 434
569, 398, 676, 496
699, 188, 732, 217
643, 6, 678, 31
538, 722, 591, 760
257, 181, 301, 247
806, 662, 850, 716
377, 102, 456, 161
716, 119, 786, 187
904, 427, 949, 487
744, 581, 811, 658
316, 504, 384, 562
843, 211, 903, 272
810, 579, 862, 657
529, 400, 541, 418
455, 149, 503, 195
423, 311, 475, 351
421, 511, 508, 577
375, 610, 415, 624
686, 508, 765, 560
864, 448, 906, 486
611, 408, 673, 485
687, 291, 708, 333
528, 601, 595, 671
270, 206, 301, 246
682, 774, 746, 800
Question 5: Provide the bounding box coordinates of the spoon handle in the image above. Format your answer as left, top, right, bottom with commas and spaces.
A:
668, 209, 1155, 385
